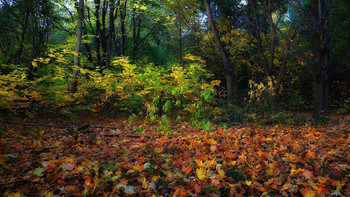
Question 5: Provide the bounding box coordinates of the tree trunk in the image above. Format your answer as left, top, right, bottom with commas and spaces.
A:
203, 0, 234, 104
94, 0, 101, 67
83, 24, 93, 64
13, 0, 31, 64
69, 0, 84, 93
178, 7, 183, 66
120, 0, 127, 56
310, 0, 331, 120
313, 74, 322, 120
106, 0, 117, 68
101, 0, 108, 68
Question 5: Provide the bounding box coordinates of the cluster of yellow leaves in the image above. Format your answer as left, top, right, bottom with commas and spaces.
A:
32, 48, 70, 67
248, 77, 277, 101
184, 54, 205, 64
133, 3, 147, 10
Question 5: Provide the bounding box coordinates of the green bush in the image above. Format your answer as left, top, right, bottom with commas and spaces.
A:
0, 55, 220, 124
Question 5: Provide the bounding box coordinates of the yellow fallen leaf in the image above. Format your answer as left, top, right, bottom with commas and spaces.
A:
304, 189, 315, 197
8, 192, 21, 197
196, 168, 206, 180
133, 164, 144, 172
205, 159, 217, 169
154, 147, 163, 154
195, 159, 206, 168
245, 180, 252, 186
218, 168, 226, 179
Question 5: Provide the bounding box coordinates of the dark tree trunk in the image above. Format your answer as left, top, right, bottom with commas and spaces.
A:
120, 0, 127, 56
106, 0, 117, 68
203, 0, 234, 104
178, 9, 183, 66
310, 0, 331, 120
83, 24, 93, 64
13, 0, 31, 64
101, 0, 108, 68
131, 9, 141, 59
69, 0, 84, 93
94, 0, 101, 67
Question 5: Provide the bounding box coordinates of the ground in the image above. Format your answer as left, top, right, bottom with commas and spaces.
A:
0, 116, 349, 196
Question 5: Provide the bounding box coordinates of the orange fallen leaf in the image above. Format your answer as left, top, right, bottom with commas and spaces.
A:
194, 183, 201, 194
184, 165, 192, 175
306, 151, 315, 158
85, 178, 90, 186
58, 179, 67, 186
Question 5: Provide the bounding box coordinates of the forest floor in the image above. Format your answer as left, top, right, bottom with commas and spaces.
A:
0, 116, 349, 196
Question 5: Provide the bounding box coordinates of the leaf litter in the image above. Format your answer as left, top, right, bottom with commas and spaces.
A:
0, 117, 349, 196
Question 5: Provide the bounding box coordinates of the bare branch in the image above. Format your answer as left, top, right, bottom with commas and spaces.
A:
330, 46, 350, 75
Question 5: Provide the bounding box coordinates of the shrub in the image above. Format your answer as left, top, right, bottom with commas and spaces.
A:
0, 54, 220, 125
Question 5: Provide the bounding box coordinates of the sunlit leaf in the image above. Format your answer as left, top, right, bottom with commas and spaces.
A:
196, 168, 206, 180
32, 61, 38, 67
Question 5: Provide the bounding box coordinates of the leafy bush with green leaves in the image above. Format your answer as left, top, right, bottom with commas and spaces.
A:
1, 54, 220, 125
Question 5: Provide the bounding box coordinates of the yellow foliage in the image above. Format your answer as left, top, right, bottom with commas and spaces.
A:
184, 54, 205, 63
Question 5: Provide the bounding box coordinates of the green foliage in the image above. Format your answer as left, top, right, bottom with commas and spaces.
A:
193, 120, 212, 132
158, 115, 171, 134
336, 98, 350, 115
0, 54, 219, 124
133, 126, 145, 135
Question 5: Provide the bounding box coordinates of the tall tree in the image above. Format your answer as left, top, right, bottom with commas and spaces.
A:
69, 0, 84, 93
288, 0, 350, 120
246, 0, 300, 96
203, 0, 234, 104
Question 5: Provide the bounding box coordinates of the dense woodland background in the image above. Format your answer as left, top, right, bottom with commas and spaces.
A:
1, 0, 350, 124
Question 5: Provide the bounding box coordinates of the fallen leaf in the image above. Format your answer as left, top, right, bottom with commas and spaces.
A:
210, 145, 217, 152
32, 167, 45, 177
133, 164, 144, 172
184, 165, 192, 175
302, 170, 313, 180
196, 168, 206, 180
218, 168, 226, 179
194, 183, 201, 194
303, 189, 315, 197
62, 163, 74, 171
85, 178, 90, 186
8, 192, 21, 197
